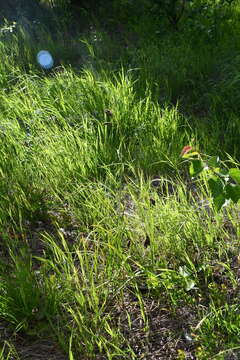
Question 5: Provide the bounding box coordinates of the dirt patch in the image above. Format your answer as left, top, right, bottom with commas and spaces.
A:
112, 292, 197, 360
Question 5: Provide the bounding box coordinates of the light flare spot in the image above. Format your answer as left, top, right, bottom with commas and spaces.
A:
37, 50, 54, 69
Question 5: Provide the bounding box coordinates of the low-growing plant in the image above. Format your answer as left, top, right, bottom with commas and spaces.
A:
181, 145, 240, 210
0, 341, 19, 360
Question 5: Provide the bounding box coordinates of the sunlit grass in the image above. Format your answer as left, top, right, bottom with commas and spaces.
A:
0, 4, 240, 358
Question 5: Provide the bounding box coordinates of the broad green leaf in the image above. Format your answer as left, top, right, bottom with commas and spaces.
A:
185, 279, 195, 291
217, 168, 229, 176
215, 168, 229, 180
229, 168, 240, 184
213, 193, 226, 211
226, 184, 240, 203
182, 151, 199, 159
189, 160, 204, 177
207, 156, 220, 168
208, 178, 224, 198
179, 266, 190, 278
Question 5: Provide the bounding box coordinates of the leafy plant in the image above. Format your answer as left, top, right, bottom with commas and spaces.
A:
181, 146, 240, 210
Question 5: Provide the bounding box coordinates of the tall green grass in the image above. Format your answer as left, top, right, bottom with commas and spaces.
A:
0, 3, 240, 359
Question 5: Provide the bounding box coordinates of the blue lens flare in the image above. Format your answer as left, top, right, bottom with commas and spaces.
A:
37, 50, 54, 69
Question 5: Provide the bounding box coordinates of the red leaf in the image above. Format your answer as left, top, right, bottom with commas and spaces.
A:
180, 145, 192, 157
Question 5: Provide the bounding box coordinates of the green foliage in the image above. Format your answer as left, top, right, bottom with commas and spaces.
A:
196, 304, 240, 357
0, 250, 61, 333
149, 0, 237, 33
0, 1, 240, 359
152, 0, 187, 28
0, 342, 19, 360
182, 147, 240, 210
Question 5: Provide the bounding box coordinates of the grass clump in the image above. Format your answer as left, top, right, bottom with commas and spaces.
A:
0, 1, 240, 359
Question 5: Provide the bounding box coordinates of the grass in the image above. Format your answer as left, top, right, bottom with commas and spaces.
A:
0, 1, 240, 359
